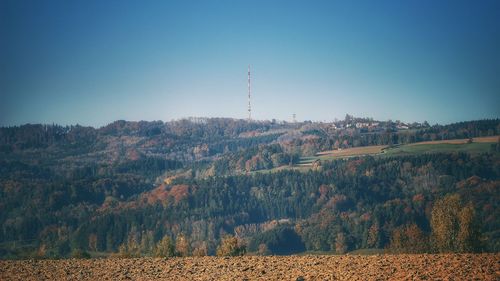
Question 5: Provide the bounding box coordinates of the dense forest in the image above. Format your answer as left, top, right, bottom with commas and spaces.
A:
0, 117, 499, 258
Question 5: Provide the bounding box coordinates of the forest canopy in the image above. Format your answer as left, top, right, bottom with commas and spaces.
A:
0, 118, 499, 258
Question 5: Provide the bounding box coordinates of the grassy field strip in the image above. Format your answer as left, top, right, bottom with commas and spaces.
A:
383, 142, 495, 156
298, 145, 388, 165
299, 136, 500, 166
407, 135, 499, 146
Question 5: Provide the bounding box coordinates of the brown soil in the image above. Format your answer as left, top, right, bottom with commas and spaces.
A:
316, 145, 387, 157
1, 254, 499, 281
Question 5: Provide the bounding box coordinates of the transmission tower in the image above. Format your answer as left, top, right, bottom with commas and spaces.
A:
248, 64, 251, 121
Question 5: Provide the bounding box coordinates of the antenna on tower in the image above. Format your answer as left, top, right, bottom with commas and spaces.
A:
248, 64, 251, 121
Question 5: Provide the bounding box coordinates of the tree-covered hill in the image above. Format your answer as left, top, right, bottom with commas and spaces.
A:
0, 117, 499, 258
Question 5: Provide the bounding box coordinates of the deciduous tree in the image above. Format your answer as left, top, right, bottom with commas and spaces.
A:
154, 235, 175, 257
216, 235, 246, 256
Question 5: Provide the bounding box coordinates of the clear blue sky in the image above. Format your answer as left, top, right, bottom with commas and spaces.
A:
1, 0, 499, 127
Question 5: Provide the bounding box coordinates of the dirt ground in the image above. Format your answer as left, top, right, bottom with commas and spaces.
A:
316, 145, 387, 157
1, 254, 499, 281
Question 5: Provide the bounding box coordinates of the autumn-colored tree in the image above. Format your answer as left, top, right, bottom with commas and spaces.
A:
117, 243, 129, 257
318, 184, 330, 199
37, 243, 47, 258
457, 203, 481, 252
405, 224, 429, 253
431, 194, 480, 253
389, 223, 429, 253
117, 230, 141, 257
257, 243, 270, 255
127, 234, 141, 257
431, 194, 460, 252
367, 224, 381, 249
192, 241, 208, 256
88, 233, 97, 252
216, 235, 246, 256
335, 232, 348, 254
175, 234, 190, 256
154, 235, 176, 257
140, 231, 155, 255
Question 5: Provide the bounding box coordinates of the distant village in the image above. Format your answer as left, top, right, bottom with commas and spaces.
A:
283, 114, 431, 133
331, 114, 430, 132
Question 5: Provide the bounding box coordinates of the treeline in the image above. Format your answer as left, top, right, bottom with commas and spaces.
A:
2, 152, 497, 258
2, 118, 497, 154
0, 118, 290, 149
0, 119, 289, 166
